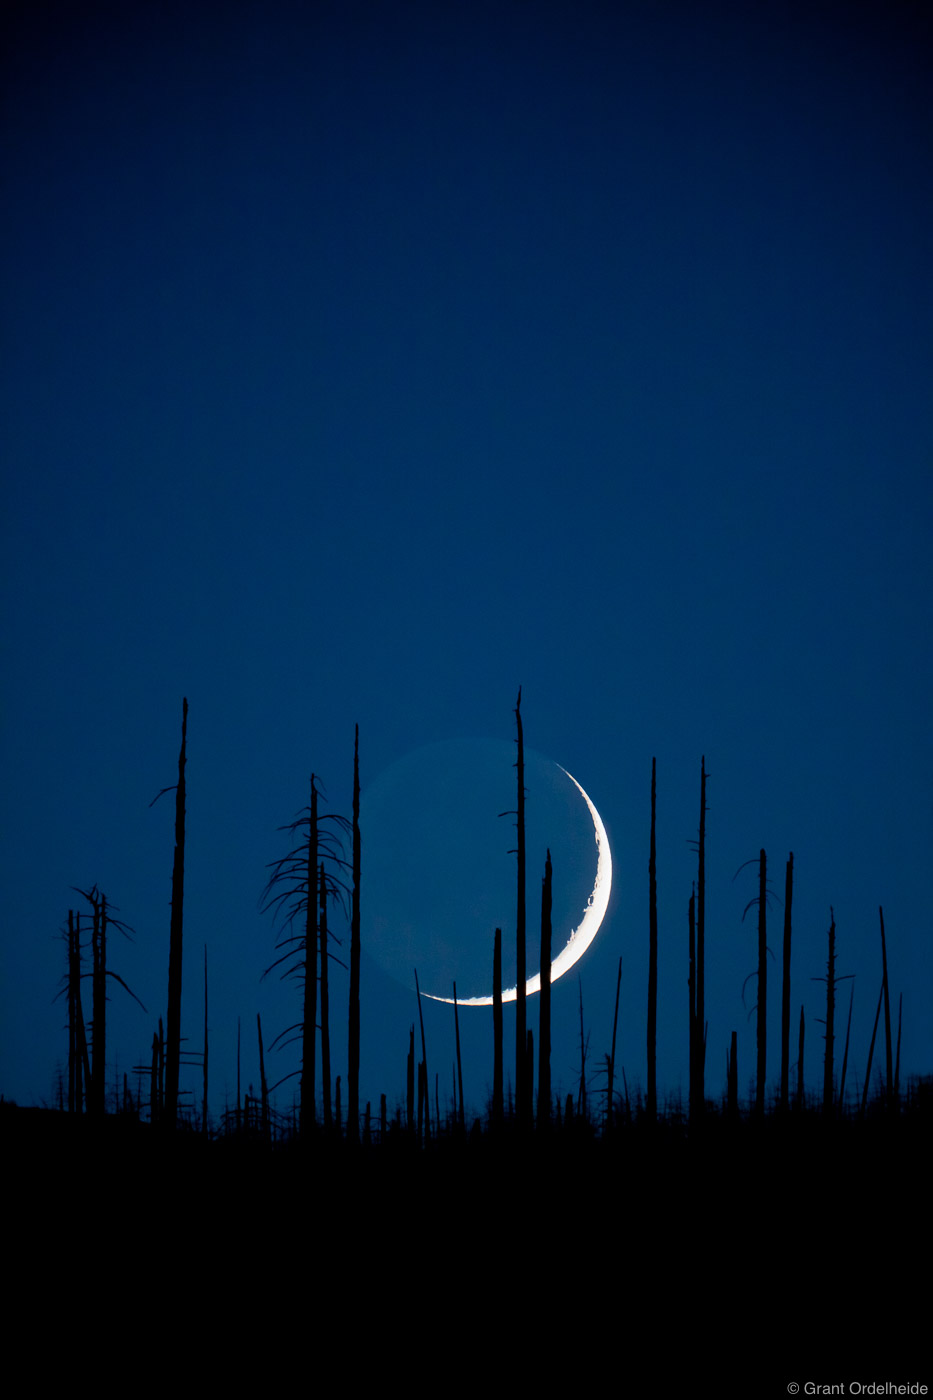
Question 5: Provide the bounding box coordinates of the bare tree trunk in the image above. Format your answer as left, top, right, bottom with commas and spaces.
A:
647, 758, 658, 1124
165, 698, 188, 1129
348, 726, 361, 1143
300, 778, 318, 1135
780, 853, 794, 1112
414, 967, 429, 1138
861, 980, 884, 1117
90, 892, 106, 1116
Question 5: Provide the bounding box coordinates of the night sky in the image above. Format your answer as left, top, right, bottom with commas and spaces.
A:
2, 0, 930, 1126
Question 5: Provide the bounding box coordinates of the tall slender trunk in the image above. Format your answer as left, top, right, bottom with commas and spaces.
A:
514, 688, 527, 1126
89, 891, 109, 1116
165, 697, 188, 1129
414, 967, 429, 1137
300, 778, 318, 1135
861, 980, 884, 1116
492, 928, 503, 1127
347, 725, 361, 1143
780, 853, 794, 1112
647, 758, 658, 1124
320, 861, 332, 1129
756, 849, 767, 1116
538, 850, 552, 1131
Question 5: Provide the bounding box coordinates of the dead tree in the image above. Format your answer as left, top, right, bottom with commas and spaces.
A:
259, 775, 348, 1132
780, 853, 794, 1112
69, 885, 142, 1116
812, 909, 852, 1118
348, 725, 361, 1143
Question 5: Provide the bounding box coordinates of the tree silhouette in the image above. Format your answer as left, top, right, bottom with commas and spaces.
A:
260, 775, 348, 1131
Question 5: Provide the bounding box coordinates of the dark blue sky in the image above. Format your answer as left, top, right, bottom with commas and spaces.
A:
2, 0, 930, 1122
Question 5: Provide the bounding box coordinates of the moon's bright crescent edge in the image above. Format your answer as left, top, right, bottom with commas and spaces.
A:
423, 764, 612, 1006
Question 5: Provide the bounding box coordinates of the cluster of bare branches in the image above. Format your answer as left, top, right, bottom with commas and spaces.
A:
47, 693, 919, 1148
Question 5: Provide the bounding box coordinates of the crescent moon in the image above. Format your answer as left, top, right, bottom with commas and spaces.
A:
424, 765, 612, 1006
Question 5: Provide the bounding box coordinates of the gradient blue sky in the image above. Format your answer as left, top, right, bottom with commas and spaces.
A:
2, 0, 930, 1122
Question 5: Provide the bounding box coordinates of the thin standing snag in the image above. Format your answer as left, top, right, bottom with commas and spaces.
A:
780, 853, 794, 1112
348, 725, 362, 1142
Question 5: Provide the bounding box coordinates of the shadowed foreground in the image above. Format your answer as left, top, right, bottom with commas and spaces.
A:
6, 1095, 928, 1391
